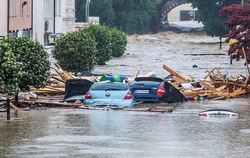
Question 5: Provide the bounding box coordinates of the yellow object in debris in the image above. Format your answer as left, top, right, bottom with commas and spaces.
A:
229, 39, 238, 45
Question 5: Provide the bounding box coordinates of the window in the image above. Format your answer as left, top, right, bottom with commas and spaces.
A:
91, 83, 128, 91
8, 31, 18, 37
20, 0, 28, 17
9, 0, 17, 18
180, 10, 199, 21
22, 29, 31, 38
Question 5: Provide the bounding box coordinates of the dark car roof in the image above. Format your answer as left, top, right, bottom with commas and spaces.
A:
134, 77, 164, 82
64, 79, 94, 100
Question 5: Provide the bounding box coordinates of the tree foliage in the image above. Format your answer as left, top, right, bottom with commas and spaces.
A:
75, 0, 161, 34
186, 0, 241, 37
4, 37, 50, 91
54, 30, 97, 73
220, 3, 250, 63
84, 25, 112, 65
0, 41, 22, 93
110, 28, 127, 57
75, 0, 114, 25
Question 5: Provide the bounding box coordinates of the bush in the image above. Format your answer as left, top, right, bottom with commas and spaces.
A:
53, 30, 97, 74
4, 37, 50, 91
84, 25, 112, 65
0, 41, 22, 93
110, 28, 127, 57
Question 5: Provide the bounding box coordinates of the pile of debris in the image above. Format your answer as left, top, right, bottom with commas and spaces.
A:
31, 64, 78, 95
163, 64, 250, 100
30, 63, 250, 101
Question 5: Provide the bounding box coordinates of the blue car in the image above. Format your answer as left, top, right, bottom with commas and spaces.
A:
130, 77, 186, 103
130, 77, 166, 102
84, 82, 134, 107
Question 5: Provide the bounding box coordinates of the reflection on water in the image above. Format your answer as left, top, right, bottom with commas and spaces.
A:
0, 98, 250, 158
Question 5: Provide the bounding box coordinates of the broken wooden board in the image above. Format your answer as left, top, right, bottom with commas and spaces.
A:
144, 71, 156, 77
163, 64, 187, 83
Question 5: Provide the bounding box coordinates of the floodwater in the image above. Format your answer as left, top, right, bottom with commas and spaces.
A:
1, 32, 250, 158
94, 31, 246, 78
1, 99, 250, 158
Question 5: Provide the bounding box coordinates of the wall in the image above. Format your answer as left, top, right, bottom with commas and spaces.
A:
33, 0, 76, 45
168, 3, 197, 22
61, 0, 75, 33
44, 0, 55, 33
9, 0, 32, 32
33, 0, 45, 44
0, 0, 8, 37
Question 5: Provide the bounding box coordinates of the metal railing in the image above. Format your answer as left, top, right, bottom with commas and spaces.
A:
0, 98, 11, 120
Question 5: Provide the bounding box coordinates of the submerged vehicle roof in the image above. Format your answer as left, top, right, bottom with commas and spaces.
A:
134, 77, 164, 82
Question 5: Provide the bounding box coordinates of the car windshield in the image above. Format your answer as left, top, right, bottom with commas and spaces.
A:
91, 83, 128, 91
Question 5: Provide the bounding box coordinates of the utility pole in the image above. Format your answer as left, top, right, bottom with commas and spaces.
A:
85, 0, 90, 23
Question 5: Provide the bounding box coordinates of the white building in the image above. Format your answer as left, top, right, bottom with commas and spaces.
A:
168, 3, 204, 31
168, 3, 198, 22
33, 0, 75, 45
0, 0, 8, 39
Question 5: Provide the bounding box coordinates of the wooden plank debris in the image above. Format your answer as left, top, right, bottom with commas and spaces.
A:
163, 64, 250, 100
163, 64, 187, 83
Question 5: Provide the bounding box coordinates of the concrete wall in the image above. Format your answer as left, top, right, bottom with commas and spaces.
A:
168, 3, 197, 22
0, 1, 8, 37
33, 0, 45, 44
61, 0, 75, 33
44, 0, 55, 33
33, 0, 76, 45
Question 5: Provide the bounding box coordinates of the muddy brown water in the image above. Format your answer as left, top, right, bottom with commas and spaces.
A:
1, 32, 250, 158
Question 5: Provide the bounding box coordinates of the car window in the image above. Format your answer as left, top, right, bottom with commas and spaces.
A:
91, 83, 128, 91
133, 81, 162, 86
134, 77, 163, 82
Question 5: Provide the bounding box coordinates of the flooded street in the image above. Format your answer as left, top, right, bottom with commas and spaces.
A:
94, 31, 246, 78
1, 32, 250, 158
1, 98, 250, 158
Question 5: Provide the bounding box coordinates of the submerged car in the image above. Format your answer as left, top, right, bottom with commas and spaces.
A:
199, 109, 239, 118
84, 82, 134, 107
129, 77, 186, 103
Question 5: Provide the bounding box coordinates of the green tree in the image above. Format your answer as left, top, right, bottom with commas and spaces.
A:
75, 0, 115, 24
75, 0, 161, 34
186, 0, 241, 37
4, 37, 50, 91
84, 25, 112, 65
90, 0, 115, 25
0, 41, 22, 93
75, 0, 86, 22
112, 0, 161, 34
53, 30, 97, 74
110, 28, 127, 57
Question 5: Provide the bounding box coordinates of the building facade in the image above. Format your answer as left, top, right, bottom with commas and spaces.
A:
168, 3, 198, 22
33, 0, 75, 45
0, 0, 32, 39
0, 0, 75, 45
